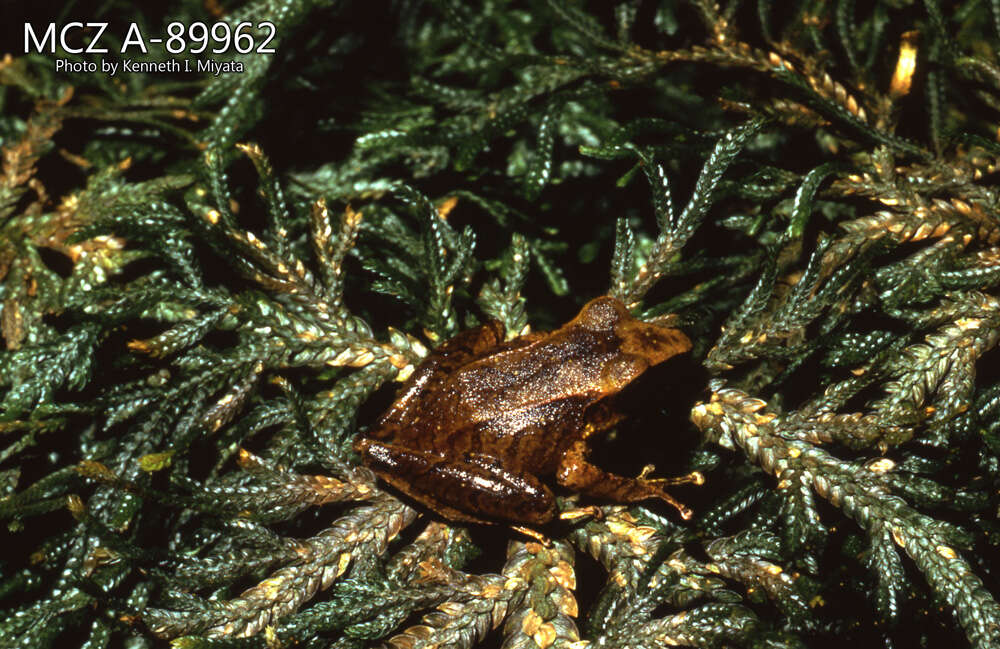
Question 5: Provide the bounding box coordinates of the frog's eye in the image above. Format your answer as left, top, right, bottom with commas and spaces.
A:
576, 296, 627, 332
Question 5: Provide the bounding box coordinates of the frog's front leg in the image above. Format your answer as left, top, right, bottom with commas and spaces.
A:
356, 438, 557, 525
555, 440, 702, 520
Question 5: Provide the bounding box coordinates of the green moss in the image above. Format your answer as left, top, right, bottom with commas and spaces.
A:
2, 1, 999, 647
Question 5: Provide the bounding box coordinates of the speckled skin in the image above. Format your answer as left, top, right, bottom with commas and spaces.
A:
354, 296, 693, 525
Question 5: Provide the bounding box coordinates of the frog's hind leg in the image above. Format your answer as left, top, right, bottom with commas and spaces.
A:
357, 439, 557, 525
555, 441, 702, 520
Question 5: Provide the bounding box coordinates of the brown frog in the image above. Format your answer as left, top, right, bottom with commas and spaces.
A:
354, 296, 700, 526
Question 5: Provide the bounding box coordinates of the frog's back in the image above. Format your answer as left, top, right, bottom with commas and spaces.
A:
443, 328, 615, 422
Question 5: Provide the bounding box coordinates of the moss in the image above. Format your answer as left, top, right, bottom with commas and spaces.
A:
2, 1, 999, 647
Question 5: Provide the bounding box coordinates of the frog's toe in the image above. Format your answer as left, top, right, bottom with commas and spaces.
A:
637, 467, 705, 487
559, 505, 604, 521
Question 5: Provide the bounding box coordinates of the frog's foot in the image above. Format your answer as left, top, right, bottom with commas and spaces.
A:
638, 486, 694, 521
556, 442, 698, 521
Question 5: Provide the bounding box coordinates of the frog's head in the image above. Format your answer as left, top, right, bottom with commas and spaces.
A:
575, 296, 691, 360
618, 317, 692, 367
573, 296, 692, 393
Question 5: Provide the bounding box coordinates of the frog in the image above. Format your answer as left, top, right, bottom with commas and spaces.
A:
353, 295, 701, 526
